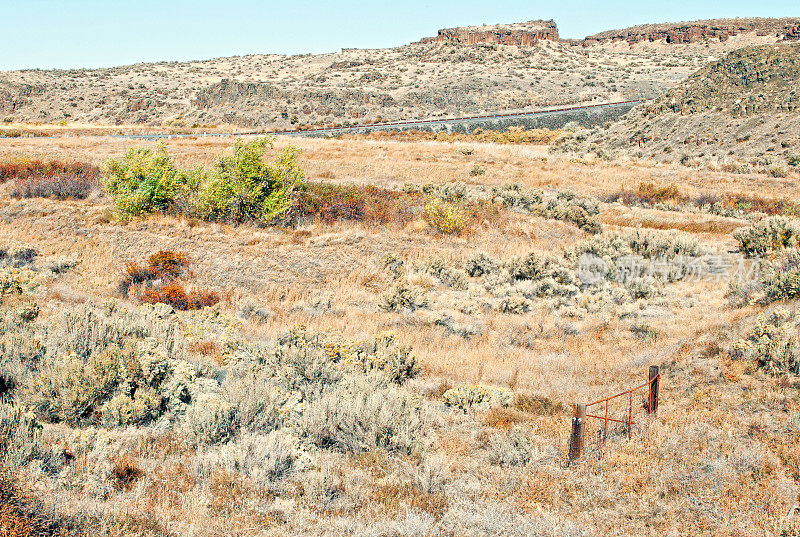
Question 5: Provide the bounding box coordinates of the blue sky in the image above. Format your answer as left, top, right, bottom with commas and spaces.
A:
3, 0, 798, 70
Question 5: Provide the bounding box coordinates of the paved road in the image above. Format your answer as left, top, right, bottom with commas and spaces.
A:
277, 100, 643, 137
79, 99, 643, 141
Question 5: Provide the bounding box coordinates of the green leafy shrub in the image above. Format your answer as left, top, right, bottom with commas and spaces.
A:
104, 144, 184, 218
103, 137, 303, 224
194, 138, 302, 224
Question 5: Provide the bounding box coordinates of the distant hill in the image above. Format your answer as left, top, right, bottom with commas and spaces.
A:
0, 18, 796, 129
575, 42, 800, 169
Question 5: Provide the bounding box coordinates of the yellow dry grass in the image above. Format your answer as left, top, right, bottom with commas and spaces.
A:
0, 134, 798, 536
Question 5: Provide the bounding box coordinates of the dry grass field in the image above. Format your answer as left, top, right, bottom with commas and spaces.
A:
0, 131, 798, 537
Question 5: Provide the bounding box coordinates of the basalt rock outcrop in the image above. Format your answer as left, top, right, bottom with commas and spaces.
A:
419, 20, 559, 47
582, 18, 800, 46
415, 18, 800, 50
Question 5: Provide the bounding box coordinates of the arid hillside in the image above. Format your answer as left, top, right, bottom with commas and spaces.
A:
0, 18, 796, 129
576, 42, 800, 169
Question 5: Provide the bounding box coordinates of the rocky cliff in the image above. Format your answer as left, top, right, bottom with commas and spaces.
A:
419, 20, 559, 47
582, 18, 800, 46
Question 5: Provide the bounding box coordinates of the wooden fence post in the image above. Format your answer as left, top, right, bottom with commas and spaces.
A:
568, 403, 586, 462
648, 365, 659, 415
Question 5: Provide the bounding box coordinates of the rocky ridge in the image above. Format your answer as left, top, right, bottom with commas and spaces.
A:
419, 20, 559, 47
582, 18, 800, 46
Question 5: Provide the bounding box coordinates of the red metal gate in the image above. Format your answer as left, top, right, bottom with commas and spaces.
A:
569, 366, 660, 462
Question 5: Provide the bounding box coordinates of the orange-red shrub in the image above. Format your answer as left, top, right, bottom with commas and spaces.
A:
0, 469, 86, 536
134, 281, 220, 311
112, 454, 145, 491
120, 250, 221, 310
695, 192, 800, 216
0, 158, 99, 183
146, 250, 189, 279
289, 182, 421, 226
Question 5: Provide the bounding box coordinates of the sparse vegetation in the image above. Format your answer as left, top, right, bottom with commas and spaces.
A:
10, 173, 99, 200
3, 43, 800, 533
610, 182, 800, 217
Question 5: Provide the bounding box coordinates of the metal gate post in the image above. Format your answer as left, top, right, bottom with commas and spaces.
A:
569, 403, 586, 462
648, 365, 660, 415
